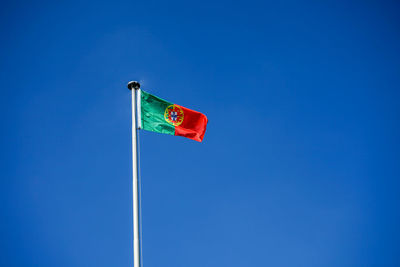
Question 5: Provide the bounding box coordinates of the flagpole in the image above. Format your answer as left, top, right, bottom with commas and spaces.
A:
127, 81, 141, 267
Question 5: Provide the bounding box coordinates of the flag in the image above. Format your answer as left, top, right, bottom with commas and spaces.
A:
140, 90, 208, 142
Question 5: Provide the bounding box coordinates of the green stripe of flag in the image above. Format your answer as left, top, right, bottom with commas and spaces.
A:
141, 90, 175, 135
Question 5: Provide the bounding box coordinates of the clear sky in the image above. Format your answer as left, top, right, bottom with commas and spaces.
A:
1, 0, 400, 266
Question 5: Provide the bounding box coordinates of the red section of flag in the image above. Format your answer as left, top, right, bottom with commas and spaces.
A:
174, 105, 208, 142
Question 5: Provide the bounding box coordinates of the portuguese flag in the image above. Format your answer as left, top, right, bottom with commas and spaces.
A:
140, 90, 208, 142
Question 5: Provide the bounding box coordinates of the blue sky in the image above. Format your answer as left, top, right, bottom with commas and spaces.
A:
1, 0, 400, 266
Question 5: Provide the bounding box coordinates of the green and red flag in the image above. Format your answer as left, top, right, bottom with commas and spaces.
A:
139, 90, 208, 142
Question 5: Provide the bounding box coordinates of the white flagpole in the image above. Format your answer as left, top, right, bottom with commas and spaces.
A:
127, 81, 141, 267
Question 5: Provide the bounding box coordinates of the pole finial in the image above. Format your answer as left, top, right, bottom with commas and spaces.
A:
127, 81, 141, 90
